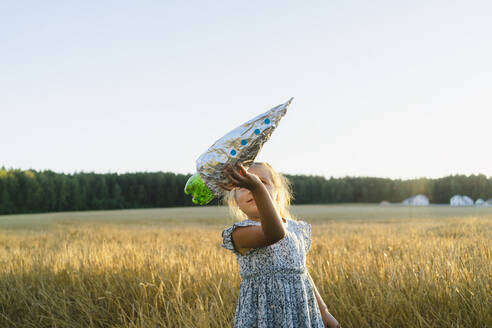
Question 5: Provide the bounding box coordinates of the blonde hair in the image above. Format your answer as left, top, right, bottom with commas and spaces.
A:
221, 162, 298, 222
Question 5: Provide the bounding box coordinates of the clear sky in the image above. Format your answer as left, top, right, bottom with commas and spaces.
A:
1, 1, 491, 179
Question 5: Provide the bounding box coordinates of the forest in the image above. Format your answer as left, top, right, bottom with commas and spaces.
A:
0, 167, 491, 215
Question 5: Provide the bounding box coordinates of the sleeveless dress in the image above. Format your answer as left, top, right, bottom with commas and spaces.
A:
221, 217, 325, 328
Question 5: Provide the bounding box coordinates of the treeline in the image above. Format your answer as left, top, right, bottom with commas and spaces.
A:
288, 175, 492, 204
0, 167, 491, 215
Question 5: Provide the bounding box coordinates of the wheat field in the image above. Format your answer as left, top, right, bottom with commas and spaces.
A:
0, 205, 491, 327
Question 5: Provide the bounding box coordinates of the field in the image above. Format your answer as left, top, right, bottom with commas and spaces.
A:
0, 204, 491, 328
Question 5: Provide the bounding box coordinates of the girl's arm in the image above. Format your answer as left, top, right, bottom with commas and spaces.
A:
307, 272, 340, 328
219, 163, 286, 248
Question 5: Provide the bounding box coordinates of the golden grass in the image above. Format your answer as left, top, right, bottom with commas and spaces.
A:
0, 205, 491, 327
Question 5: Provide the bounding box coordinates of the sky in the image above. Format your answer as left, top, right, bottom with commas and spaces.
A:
1, 1, 491, 180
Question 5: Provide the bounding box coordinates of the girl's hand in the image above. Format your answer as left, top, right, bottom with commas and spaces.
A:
322, 311, 340, 328
218, 162, 262, 192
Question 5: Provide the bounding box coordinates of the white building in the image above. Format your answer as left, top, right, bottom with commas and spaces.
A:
450, 195, 474, 206
402, 194, 429, 206
475, 198, 484, 206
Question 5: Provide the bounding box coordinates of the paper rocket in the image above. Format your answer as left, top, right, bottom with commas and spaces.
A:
184, 98, 293, 205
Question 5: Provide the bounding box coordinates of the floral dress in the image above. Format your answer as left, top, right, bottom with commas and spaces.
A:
221, 217, 325, 328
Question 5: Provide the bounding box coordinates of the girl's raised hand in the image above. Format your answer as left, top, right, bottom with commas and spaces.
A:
218, 162, 262, 192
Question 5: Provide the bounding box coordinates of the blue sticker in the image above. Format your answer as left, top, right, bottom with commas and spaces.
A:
254, 129, 261, 135
241, 139, 247, 146
230, 149, 237, 156
264, 118, 271, 124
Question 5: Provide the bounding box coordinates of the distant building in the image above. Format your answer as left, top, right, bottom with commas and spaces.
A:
450, 195, 474, 206
475, 198, 485, 206
402, 194, 429, 206
485, 199, 492, 207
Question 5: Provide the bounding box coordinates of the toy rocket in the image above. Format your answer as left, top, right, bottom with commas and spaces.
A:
184, 98, 293, 205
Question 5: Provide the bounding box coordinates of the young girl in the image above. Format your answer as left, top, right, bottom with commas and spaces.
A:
218, 161, 340, 328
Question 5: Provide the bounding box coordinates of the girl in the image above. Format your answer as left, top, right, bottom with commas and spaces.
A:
218, 161, 340, 328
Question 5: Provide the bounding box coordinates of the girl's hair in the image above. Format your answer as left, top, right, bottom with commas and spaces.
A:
221, 162, 298, 221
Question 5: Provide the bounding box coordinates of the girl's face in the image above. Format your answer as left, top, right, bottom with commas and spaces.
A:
234, 164, 278, 220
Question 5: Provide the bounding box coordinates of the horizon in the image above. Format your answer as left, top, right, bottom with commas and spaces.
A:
1, 165, 490, 182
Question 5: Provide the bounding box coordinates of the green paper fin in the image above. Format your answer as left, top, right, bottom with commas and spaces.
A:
184, 173, 215, 205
